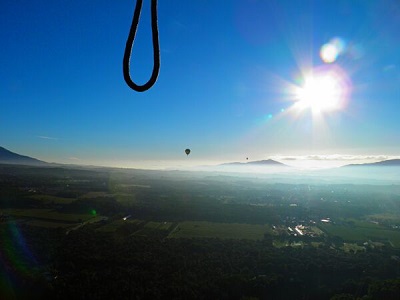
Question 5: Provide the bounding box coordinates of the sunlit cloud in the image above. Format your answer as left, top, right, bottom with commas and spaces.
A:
383, 64, 396, 72
68, 157, 81, 161
37, 135, 58, 140
267, 154, 400, 170
271, 154, 400, 161
172, 19, 188, 30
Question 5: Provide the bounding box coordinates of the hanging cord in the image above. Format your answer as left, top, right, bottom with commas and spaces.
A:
123, 0, 160, 92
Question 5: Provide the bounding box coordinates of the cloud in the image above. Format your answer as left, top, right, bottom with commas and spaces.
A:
271, 154, 400, 161
68, 157, 80, 161
383, 64, 396, 72
279, 157, 297, 160
37, 135, 58, 140
172, 19, 188, 30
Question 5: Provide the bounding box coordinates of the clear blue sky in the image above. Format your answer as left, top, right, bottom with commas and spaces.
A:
1, 0, 399, 168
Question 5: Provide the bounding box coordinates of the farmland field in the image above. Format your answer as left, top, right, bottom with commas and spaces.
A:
30, 194, 75, 204
144, 221, 173, 230
97, 219, 139, 231
3, 208, 94, 223
342, 243, 366, 253
25, 219, 73, 228
319, 223, 400, 247
367, 213, 400, 222
168, 221, 272, 240
79, 192, 114, 198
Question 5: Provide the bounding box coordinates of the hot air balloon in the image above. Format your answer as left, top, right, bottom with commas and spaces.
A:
185, 149, 191, 156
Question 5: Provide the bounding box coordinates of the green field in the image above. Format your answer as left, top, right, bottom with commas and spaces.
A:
30, 194, 76, 204
342, 243, 366, 253
130, 221, 175, 237
144, 221, 173, 230
350, 219, 387, 229
273, 240, 289, 248
319, 223, 400, 248
311, 242, 324, 248
26, 220, 73, 228
96, 219, 143, 232
366, 213, 400, 222
3, 209, 94, 223
114, 194, 137, 205
80, 192, 114, 198
168, 221, 272, 240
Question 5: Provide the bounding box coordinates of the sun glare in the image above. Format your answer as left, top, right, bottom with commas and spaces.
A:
293, 65, 350, 114
296, 74, 341, 111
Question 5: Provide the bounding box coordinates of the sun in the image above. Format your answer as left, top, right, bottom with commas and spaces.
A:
293, 65, 350, 113
296, 74, 341, 111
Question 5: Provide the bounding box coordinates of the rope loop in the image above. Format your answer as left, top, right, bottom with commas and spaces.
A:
123, 0, 160, 92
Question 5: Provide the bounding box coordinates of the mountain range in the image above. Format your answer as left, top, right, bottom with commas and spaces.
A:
1, 146, 399, 172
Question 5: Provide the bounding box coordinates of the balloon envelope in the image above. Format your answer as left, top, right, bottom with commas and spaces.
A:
185, 149, 191, 156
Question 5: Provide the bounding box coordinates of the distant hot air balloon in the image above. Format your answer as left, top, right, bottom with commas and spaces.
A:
185, 149, 191, 156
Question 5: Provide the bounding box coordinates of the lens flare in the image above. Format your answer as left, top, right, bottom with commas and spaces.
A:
0, 221, 40, 299
320, 44, 339, 63
320, 37, 346, 63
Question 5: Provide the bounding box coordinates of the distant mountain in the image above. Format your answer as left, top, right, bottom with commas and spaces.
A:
0, 146, 47, 166
343, 159, 400, 168
318, 159, 400, 184
220, 159, 289, 167
246, 159, 289, 166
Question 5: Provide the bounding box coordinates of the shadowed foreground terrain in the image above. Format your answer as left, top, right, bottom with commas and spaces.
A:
1, 164, 400, 299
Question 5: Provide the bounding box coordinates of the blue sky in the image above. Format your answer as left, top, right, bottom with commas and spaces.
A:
1, 0, 400, 169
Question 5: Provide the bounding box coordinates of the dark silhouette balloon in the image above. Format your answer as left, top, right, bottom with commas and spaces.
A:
185, 149, 191, 156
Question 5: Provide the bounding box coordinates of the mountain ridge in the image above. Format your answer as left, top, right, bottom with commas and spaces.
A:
0, 146, 48, 166
343, 159, 400, 168
219, 159, 289, 167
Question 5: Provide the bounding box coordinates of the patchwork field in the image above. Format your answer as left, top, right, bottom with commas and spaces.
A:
96, 219, 143, 233
319, 223, 400, 248
25, 219, 73, 228
144, 221, 174, 231
3, 209, 94, 224
168, 221, 272, 240
342, 243, 366, 253
30, 194, 76, 204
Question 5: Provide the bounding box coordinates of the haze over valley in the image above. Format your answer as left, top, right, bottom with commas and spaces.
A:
1, 146, 400, 299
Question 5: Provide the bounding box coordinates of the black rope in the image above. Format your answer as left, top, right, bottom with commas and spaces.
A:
123, 0, 160, 92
